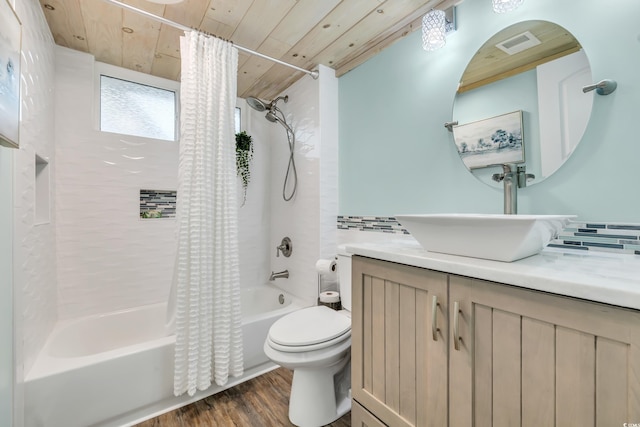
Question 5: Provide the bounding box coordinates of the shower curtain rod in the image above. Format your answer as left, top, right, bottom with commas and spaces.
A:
100, 0, 319, 79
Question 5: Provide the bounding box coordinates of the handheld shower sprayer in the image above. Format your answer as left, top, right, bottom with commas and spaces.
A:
245, 94, 297, 201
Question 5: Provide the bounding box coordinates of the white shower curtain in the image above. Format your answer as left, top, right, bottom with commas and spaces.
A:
172, 31, 243, 397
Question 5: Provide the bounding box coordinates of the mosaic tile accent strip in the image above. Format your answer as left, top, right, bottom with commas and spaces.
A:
140, 189, 176, 219
548, 221, 640, 256
337, 216, 409, 234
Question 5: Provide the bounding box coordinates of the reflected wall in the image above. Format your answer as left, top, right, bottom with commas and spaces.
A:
339, 0, 640, 222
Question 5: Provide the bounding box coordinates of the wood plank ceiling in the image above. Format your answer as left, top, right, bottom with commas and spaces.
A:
39, 0, 459, 100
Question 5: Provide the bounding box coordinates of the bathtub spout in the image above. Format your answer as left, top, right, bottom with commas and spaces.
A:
269, 270, 289, 281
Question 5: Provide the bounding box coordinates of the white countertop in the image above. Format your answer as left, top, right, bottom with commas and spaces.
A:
345, 240, 640, 311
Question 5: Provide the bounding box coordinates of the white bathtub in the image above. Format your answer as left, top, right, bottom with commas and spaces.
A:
24, 285, 307, 427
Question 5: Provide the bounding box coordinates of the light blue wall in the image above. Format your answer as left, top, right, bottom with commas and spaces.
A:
454, 69, 540, 187
339, 0, 640, 222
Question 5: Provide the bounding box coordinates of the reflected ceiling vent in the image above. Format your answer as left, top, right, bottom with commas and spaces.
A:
495, 30, 541, 55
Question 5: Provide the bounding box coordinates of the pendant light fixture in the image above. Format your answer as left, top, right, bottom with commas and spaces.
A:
492, 0, 524, 13
422, 9, 447, 51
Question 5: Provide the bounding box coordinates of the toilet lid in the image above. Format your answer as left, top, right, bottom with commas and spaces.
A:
268, 306, 351, 347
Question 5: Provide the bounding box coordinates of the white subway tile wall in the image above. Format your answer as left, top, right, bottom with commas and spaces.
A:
13, 0, 57, 380
54, 47, 180, 320
53, 49, 291, 319
268, 70, 337, 304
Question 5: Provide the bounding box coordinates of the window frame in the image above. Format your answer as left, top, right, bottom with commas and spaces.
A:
94, 62, 180, 141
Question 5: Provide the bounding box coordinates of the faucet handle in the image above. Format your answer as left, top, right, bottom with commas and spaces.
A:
276, 237, 292, 258
516, 165, 535, 188
492, 173, 505, 182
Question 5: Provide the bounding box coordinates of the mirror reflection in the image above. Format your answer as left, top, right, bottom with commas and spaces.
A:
451, 20, 593, 188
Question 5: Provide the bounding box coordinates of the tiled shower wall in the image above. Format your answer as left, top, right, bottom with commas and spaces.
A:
54, 47, 274, 320
13, 0, 57, 390
54, 47, 180, 320
268, 65, 338, 304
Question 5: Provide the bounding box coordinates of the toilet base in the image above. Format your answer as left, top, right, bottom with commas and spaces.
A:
288, 354, 351, 427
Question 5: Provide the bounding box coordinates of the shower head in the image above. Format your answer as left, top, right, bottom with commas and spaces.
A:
246, 96, 268, 112
265, 109, 294, 135
246, 95, 289, 114
265, 110, 278, 123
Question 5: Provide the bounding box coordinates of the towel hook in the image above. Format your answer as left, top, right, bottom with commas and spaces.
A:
444, 121, 458, 132
582, 79, 617, 96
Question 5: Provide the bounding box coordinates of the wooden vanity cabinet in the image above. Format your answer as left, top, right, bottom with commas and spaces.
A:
352, 255, 640, 427
351, 256, 448, 427
449, 274, 640, 427
352, 400, 387, 427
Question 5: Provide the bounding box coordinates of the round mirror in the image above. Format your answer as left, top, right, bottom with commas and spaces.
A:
451, 20, 593, 187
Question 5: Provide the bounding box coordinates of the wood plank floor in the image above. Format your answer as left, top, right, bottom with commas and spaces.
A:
135, 368, 351, 427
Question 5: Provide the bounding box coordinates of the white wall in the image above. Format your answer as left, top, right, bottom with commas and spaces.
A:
0, 147, 14, 427
12, 0, 57, 412
237, 99, 272, 290
319, 65, 339, 260
267, 66, 339, 303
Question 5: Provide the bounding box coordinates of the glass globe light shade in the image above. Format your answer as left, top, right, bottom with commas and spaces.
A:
492, 0, 524, 14
422, 10, 446, 51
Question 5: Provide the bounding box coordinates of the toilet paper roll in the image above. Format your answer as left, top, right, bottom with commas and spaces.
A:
315, 259, 337, 276
319, 291, 340, 303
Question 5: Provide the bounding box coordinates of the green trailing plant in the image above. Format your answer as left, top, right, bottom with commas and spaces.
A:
235, 131, 253, 205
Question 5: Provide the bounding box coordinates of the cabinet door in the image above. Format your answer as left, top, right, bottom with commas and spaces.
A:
352, 256, 448, 427
352, 400, 387, 427
449, 275, 640, 427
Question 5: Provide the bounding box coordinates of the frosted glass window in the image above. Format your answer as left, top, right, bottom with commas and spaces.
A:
100, 75, 176, 141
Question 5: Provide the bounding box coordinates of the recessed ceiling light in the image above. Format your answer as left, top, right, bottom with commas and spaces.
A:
122, 27, 134, 34
44, 4, 55, 10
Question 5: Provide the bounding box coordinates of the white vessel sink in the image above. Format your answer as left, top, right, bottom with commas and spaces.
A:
395, 214, 575, 262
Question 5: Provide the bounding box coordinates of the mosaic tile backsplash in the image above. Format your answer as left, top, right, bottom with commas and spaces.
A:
339, 216, 640, 256
140, 189, 176, 219
338, 216, 409, 234
549, 221, 640, 255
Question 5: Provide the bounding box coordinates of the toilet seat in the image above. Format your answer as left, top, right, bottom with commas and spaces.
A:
267, 306, 351, 353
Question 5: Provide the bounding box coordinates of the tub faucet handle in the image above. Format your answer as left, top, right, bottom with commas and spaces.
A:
276, 237, 292, 258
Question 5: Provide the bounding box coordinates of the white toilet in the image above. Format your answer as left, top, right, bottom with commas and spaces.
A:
263, 251, 352, 427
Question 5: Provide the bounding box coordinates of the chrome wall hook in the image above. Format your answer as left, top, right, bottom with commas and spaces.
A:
444, 121, 458, 132
582, 79, 617, 96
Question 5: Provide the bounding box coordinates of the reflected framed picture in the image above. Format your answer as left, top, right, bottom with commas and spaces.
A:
0, 0, 21, 149
452, 110, 524, 169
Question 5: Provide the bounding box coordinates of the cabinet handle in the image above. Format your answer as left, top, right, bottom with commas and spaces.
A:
432, 295, 439, 341
453, 301, 461, 351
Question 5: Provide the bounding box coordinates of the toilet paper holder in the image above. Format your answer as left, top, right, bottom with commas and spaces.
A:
317, 256, 341, 310
318, 291, 341, 311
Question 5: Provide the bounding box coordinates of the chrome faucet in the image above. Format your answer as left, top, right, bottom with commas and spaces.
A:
269, 270, 289, 281
492, 164, 535, 215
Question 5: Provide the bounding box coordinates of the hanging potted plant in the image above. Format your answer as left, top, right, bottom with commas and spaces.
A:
235, 131, 253, 205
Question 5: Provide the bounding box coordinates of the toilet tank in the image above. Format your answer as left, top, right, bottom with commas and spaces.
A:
337, 248, 352, 312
